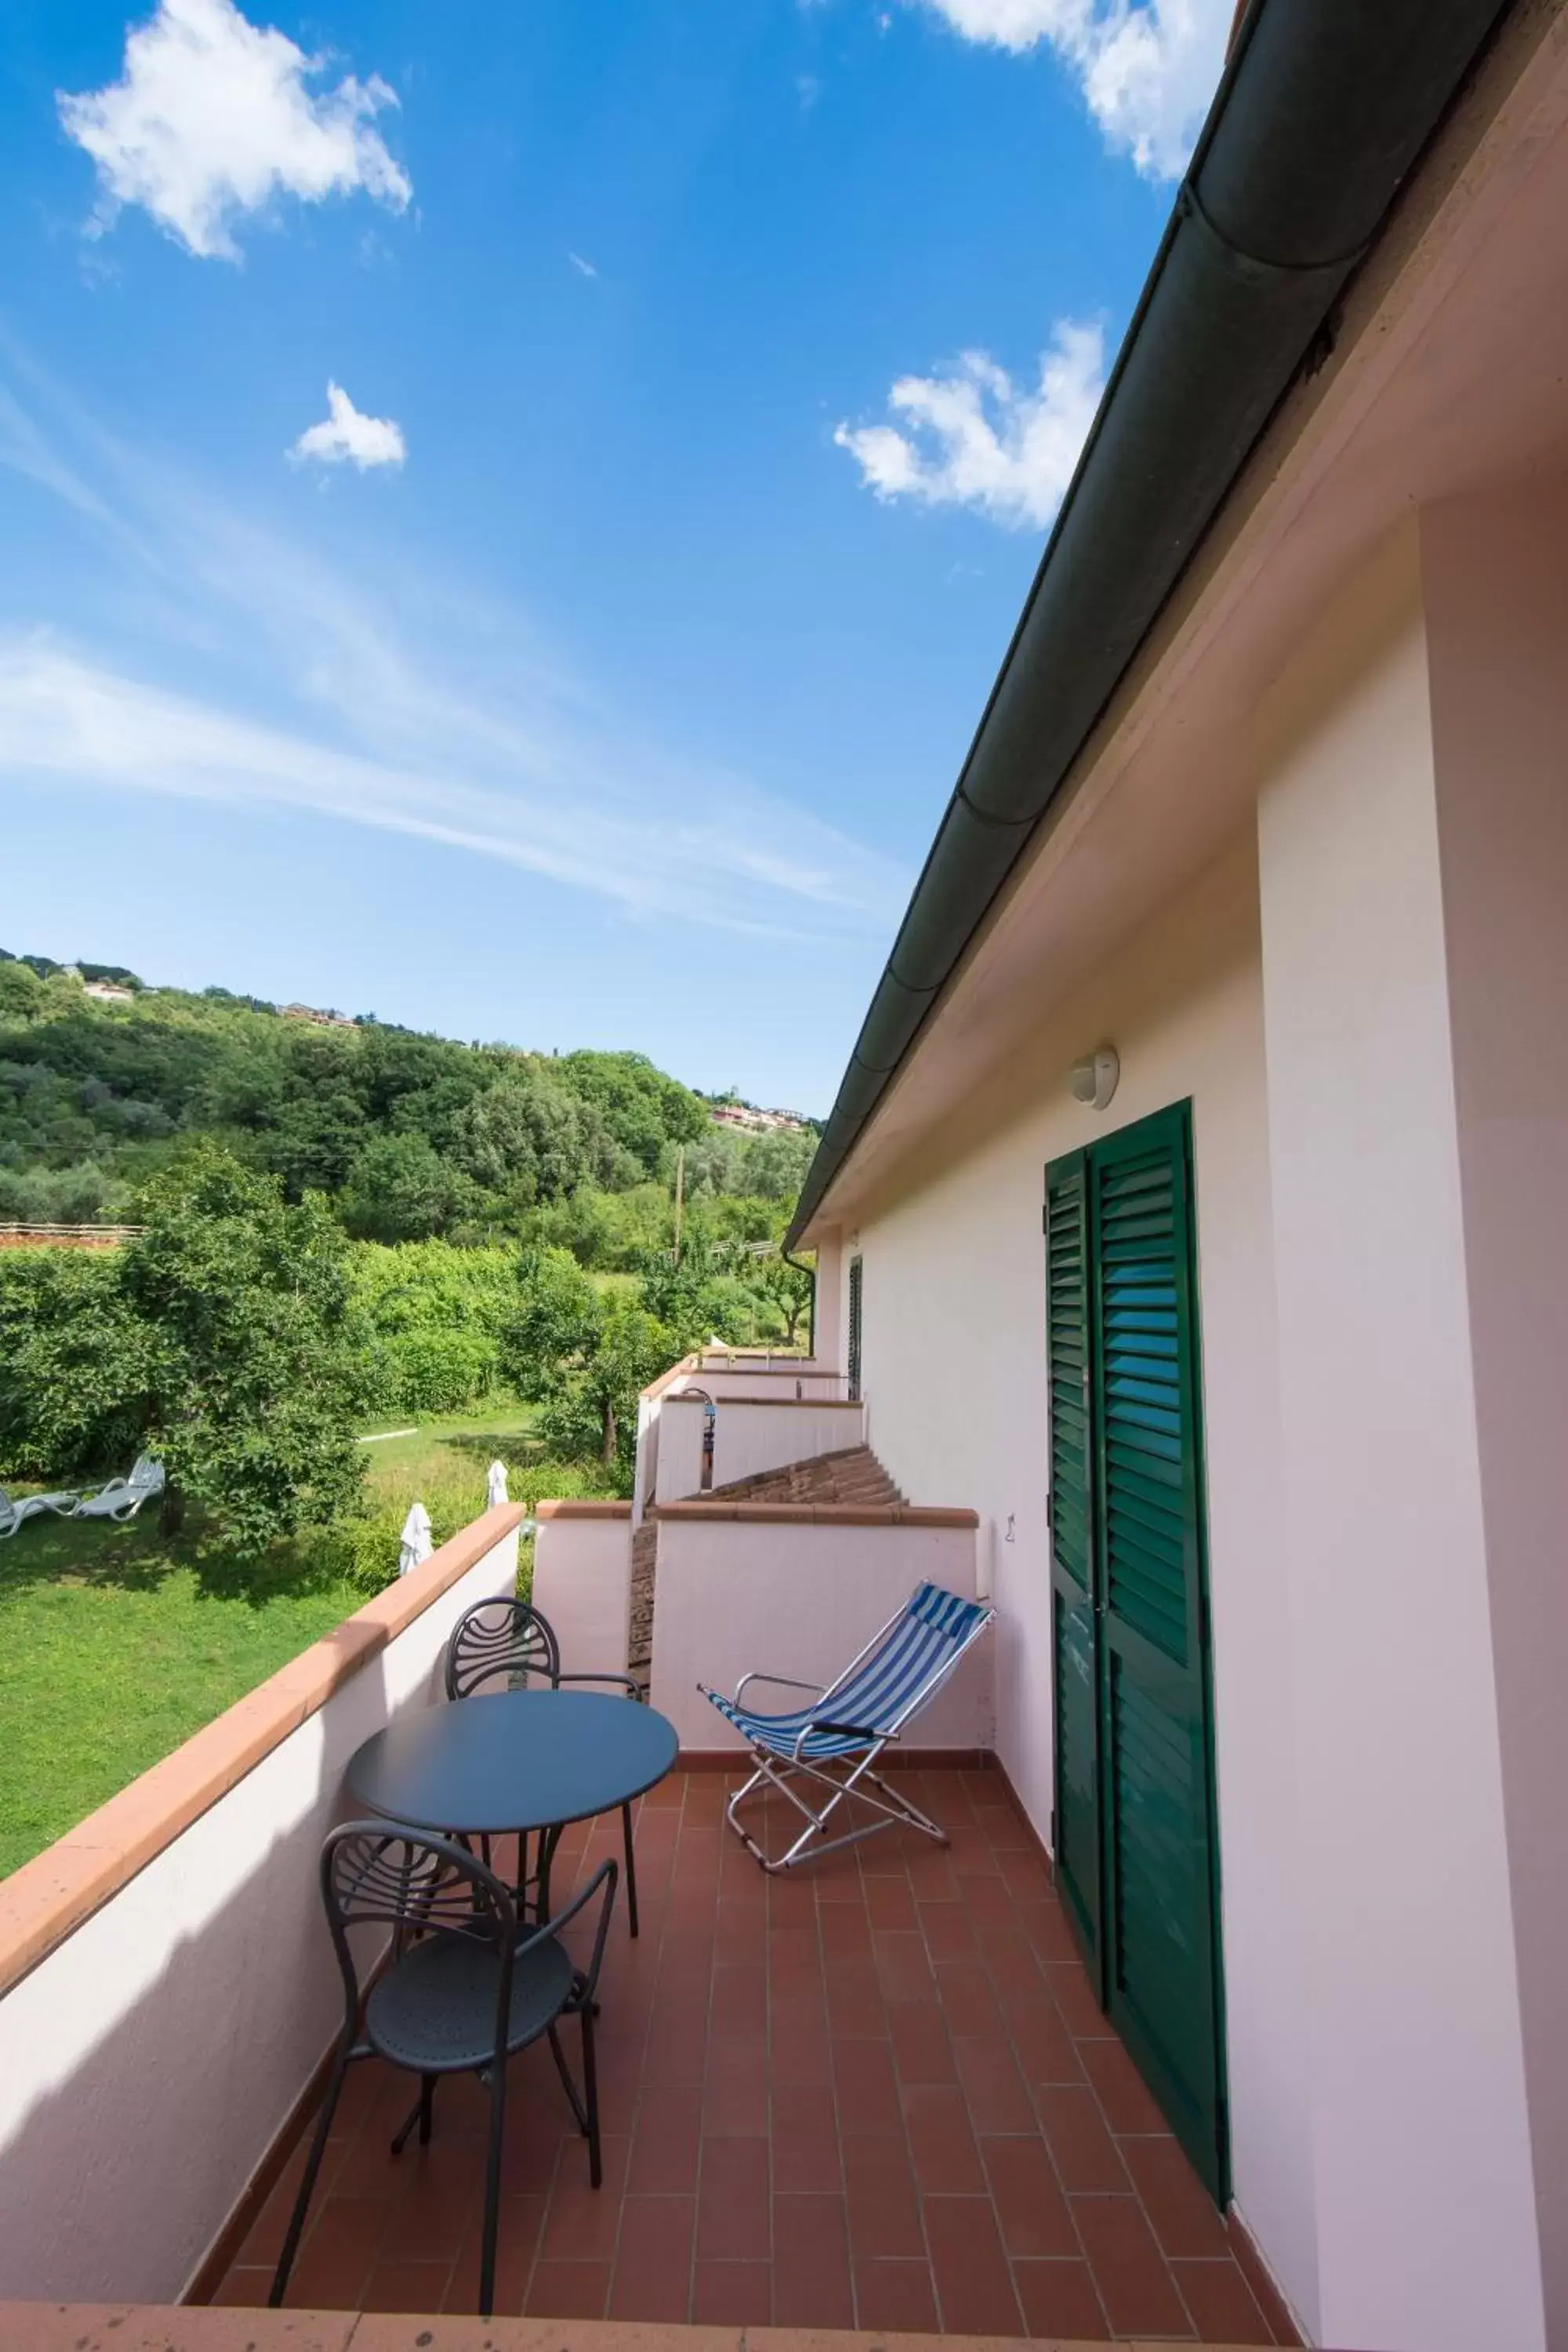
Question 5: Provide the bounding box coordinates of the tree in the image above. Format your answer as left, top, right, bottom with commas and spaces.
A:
0, 1148, 372, 1549
500, 1247, 673, 1472
338, 1132, 474, 1242
637, 1231, 764, 1351
559, 1050, 709, 1177
0, 1248, 158, 1481
0, 960, 45, 1022
503, 1247, 603, 1403
754, 1250, 814, 1348
122, 1149, 372, 1548
535, 1297, 675, 1472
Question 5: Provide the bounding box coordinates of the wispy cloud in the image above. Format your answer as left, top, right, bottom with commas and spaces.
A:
568, 251, 598, 279
289, 382, 405, 470
0, 359, 905, 942
57, 0, 411, 261
913, 0, 1231, 180
835, 321, 1104, 529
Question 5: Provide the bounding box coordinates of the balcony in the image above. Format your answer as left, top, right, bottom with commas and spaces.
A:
213, 1767, 1286, 2340
0, 1393, 1292, 2346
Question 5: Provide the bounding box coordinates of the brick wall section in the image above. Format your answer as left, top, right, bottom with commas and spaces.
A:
627, 1519, 659, 1689
705, 1443, 905, 1508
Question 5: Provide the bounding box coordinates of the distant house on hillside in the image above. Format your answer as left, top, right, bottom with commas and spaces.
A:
281, 1004, 357, 1031
709, 1103, 810, 1135
82, 982, 135, 1005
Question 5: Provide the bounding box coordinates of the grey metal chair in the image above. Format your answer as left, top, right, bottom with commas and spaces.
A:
270, 1824, 616, 2318
445, 1597, 644, 1936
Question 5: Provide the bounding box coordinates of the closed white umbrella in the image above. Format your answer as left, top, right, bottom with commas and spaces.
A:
486, 1459, 509, 1508
397, 1501, 433, 1578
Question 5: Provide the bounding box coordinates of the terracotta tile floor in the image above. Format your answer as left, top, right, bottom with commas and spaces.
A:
215, 1767, 1287, 2339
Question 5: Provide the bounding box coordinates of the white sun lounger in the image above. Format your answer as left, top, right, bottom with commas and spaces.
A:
0, 1486, 82, 1540
70, 1454, 165, 1523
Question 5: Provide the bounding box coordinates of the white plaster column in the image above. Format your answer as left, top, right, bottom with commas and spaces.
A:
1256, 521, 1544, 2352
810, 1224, 844, 1371
1421, 474, 1568, 2351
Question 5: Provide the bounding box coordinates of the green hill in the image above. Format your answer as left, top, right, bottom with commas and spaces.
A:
0, 949, 816, 1241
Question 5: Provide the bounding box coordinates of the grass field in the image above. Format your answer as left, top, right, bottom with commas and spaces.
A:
0, 1403, 551, 1880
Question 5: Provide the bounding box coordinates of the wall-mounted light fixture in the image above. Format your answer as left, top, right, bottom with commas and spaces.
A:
1069, 1045, 1120, 1112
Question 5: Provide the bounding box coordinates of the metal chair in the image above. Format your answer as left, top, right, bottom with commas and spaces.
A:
445, 1597, 644, 1936
699, 1581, 996, 1872
270, 1824, 616, 2319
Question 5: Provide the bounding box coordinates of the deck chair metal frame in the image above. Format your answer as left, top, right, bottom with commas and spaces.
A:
699, 1582, 995, 1873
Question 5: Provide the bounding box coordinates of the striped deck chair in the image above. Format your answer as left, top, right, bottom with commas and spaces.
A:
699, 1581, 995, 1872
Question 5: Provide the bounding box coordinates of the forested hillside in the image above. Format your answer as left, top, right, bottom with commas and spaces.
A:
0, 949, 815, 1243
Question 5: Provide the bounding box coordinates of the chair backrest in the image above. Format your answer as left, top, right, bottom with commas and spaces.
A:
320, 1822, 517, 2010
445, 1596, 561, 1700
129, 1454, 164, 1494
822, 1581, 993, 1737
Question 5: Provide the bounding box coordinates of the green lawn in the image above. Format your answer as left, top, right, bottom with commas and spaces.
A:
0, 1404, 546, 1881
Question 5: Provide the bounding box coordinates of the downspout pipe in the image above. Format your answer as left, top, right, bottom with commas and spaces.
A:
787, 0, 1515, 1250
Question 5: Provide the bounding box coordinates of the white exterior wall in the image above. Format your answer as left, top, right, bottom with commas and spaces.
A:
709, 1401, 866, 1490
1421, 478, 1568, 2347
827, 509, 1568, 2347
811, 1231, 843, 1367
0, 1524, 520, 2304
837, 837, 1313, 2324
648, 1515, 987, 1754
531, 1512, 633, 1681
654, 1398, 708, 1504
1255, 521, 1544, 2352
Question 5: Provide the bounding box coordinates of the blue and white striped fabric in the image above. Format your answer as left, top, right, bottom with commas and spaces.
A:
704, 1582, 989, 1761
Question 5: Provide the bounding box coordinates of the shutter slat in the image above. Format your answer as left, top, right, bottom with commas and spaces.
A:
1047, 1160, 1092, 1596
1094, 1136, 1188, 1667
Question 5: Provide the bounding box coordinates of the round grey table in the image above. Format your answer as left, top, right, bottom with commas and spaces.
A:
345, 1688, 678, 1933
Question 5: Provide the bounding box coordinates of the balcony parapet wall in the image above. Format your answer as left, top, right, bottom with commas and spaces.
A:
0, 1505, 525, 2304
648, 1508, 990, 1756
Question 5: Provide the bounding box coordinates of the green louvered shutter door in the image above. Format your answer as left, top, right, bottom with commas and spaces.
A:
1089, 1103, 1226, 2199
1045, 1149, 1101, 1969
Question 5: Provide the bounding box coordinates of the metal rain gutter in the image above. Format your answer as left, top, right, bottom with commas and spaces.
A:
787, 0, 1515, 1247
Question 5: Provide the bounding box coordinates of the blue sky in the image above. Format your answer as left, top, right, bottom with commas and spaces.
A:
0, 0, 1227, 1112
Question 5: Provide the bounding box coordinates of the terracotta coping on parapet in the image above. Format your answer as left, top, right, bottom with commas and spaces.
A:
637, 1353, 702, 1403
654, 1501, 978, 1527
533, 1498, 633, 1519
0, 1502, 528, 2002
0, 2313, 1269, 2352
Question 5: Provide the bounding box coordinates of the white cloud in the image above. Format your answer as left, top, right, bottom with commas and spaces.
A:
916, 0, 1232, 179
289, 382, 405, 470
0, 637, 898, 938
568, 251, 598, 278
58, 0, 411, 261
834, 321, 1104, 529
0, 362, 906, 942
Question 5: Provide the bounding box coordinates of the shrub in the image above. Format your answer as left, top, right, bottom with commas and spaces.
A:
327, 1452, 622, 1597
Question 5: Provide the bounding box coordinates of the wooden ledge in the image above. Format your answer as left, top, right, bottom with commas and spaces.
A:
533, 1498, 633, 1520
0, 1504, 528, 2002
655, 1501, 978, 1528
